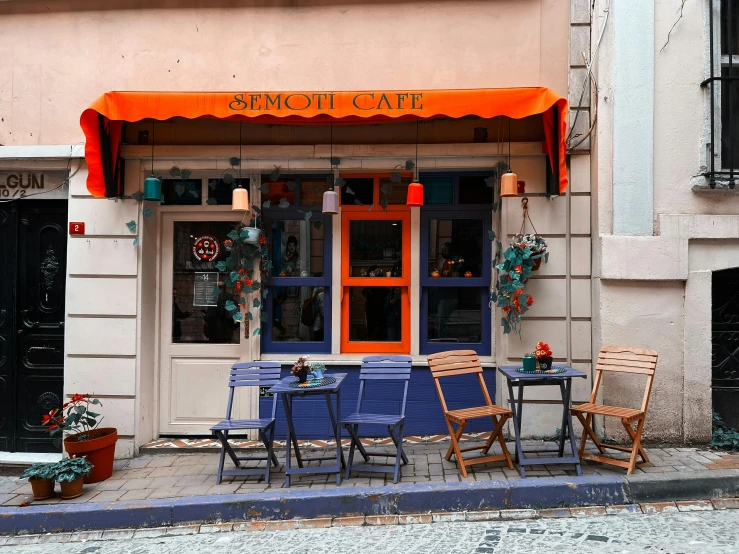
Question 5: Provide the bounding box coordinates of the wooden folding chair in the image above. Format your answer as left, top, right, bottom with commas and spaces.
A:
210, 361, 281, 484
571, 346, 658, 475
341, 355, 412, 484
428, 350, 513, 477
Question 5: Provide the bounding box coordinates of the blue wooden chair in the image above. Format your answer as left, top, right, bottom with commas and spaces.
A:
210, 361, 281, 484
341, 355, 412, 484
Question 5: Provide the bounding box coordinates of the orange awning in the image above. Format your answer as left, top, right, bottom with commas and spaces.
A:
80, 88, 568, 198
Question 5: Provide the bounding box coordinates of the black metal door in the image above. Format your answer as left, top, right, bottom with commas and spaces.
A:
0, 200, 66, 452
712, 268, 739, 430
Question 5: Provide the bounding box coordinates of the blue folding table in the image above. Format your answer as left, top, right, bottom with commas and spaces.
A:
498, 365, 587, 478
268, 373, 347, 487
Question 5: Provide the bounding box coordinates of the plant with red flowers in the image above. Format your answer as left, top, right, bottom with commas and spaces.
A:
534, 341, 552, 359
491, 240, 537, 336
42, 394, 103, 442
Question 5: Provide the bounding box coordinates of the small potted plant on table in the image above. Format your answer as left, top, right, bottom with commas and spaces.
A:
42, 394, 117, 483
535, 341, 554, 371
291, 355, 311, 384
54, 457, 93, 500
21, 462, 57, 501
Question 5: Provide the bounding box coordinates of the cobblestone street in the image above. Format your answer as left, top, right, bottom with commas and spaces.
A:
5, 511, 739, 553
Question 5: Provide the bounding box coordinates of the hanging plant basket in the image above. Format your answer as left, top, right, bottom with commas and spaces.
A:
241, 226, 264, 247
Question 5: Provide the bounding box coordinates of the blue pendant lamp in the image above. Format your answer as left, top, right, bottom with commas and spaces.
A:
144, 120, 162, 202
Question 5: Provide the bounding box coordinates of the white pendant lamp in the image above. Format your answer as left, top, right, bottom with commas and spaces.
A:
322, 122, 339, 214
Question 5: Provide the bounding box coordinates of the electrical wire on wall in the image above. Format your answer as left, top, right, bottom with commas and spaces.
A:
566, 0, 609, 153
0, 142, 85, 202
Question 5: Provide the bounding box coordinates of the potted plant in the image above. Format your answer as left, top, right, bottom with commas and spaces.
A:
21, 462, 57, 501
42, 394, 117, 483
54, 457, 93, 500
516, 233, 548, 271
535, 341, 554, 370
291, 355, 311, 383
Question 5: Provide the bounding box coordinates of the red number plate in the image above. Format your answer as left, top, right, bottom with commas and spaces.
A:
69, 222, 85, 235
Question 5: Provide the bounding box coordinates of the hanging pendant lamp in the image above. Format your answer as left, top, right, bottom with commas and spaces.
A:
322, 122, 339, 214
501, 117, 518, 198
406, 119, 424, 206
144, 120, 162, 202
232, 122, 250, 211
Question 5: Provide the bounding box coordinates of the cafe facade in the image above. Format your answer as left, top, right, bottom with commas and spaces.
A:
0, 0, 596, 457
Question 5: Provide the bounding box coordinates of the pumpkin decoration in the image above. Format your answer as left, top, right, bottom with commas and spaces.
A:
464, 271, 472, 278
431, 270, 440, 278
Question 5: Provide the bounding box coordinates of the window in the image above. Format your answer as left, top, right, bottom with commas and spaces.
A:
340, 175, 411, 353
706, 1, 739, 182
260, 176, 332, 353
161, 179, 203, 206
419, 174, 492, 355
207, 177, 249, 206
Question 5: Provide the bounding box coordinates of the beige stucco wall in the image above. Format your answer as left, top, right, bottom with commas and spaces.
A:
0, 0, 568, 146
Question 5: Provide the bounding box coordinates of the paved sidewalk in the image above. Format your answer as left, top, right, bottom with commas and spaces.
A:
2, 438, 738, 505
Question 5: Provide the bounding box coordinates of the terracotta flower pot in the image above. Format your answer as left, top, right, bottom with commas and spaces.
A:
64, 428, 118, 483
59, 477, 85, 500
29, 477, 55, 501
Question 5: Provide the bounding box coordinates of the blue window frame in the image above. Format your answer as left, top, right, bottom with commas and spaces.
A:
420, 173, 492, 355
261, 175, 332, 353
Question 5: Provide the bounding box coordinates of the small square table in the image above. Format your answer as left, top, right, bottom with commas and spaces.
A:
498, 365, 587, 478
267, 373, 347, 487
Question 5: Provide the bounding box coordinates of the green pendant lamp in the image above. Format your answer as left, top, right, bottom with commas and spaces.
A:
144, 120, 162, 202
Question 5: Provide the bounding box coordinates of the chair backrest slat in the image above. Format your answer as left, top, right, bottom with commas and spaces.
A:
427, 350, 491, 413
356, 356, 412, 416
427, 350, 482, 378
224, 361, 282, 421
591, 346, 658, 412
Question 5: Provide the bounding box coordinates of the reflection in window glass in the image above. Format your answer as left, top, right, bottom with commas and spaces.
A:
172, 221, 239, 344
207, 178, 249, 206
261, 179, 297, 206
349, 220, 402, 277
341, 178, 374, 205
459, 176, 493, 204
271, 286, 327, 342
427, 288, 482, 343
348, 287, 403, 342
270, 220, 324, 277
427, 219, 484, 278
300, 179, 327, 205
423, 177, 454, 204
161, 179, 202, 206
380, 178, 410, 205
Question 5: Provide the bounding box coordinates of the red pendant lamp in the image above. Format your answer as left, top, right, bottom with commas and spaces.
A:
232, 122, 250, 212
406, 119, 424, 206
500, 117, 518, 198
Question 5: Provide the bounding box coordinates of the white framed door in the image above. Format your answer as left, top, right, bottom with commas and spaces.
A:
159, 213, 257, 434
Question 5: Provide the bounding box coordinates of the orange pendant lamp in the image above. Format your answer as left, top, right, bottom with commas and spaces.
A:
232, 123, 250, 212
406, 119, 424, 206
500, 117, 518, 198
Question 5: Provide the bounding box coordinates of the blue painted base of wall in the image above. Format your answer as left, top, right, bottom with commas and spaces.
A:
259, 366, 499, 439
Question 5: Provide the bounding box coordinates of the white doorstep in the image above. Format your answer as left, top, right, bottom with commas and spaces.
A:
0, 452, 63, 467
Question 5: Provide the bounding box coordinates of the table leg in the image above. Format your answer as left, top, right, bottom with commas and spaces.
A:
564, 379, 582, 476
558, 381, 568, 457
282, 393, 291, 488
507, 379, 525, 478
325, 391, 343, 486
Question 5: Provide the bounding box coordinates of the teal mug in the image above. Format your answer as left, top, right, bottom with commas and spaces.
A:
522, 354, 537, 372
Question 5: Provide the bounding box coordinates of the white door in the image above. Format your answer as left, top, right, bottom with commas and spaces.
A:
159, 213, 256, 434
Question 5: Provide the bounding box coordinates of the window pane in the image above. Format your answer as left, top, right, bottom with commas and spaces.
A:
349, 220, 402, 277
172, 221, 239, 344
721, 66, 739, 168
207, 178, 249, 206
161, 179, 202, 206
459, 176, 493, 204
380, 177, 410, 205
428, 219, 484, 278
270, 219, 324, 277
348, 286, 403, 342
261, 179, 297, 206
300, 178, 327, 205
721, 0, 739, 56
271, 286, 327, 342
424, 177, 454, 204
427, 288, 483, 343
342, 178, 374, 205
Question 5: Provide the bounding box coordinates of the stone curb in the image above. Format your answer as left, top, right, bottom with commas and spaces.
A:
1, 470, 738, 537
2, 497, 738, 546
